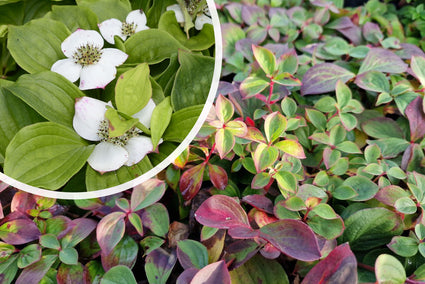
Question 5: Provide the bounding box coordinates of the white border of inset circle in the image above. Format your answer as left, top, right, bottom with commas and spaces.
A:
0, 0, 222, 200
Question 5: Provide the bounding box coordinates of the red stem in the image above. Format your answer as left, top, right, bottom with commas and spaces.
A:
358, 262, 375, 272
266, 77, 275, 113
204, 142, 216, 164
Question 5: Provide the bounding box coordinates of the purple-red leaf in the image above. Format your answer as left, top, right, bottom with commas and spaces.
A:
176, 268, 199, 284
260, 219, 321, 261
208, 163, 228, 190
96, 212, 126, 255
405, 96, 425, 142
302, 243, 357, 284
145, 248, 177, 284
60, 218, 97, 248
301, 63, 355, 95
242, 195, 274, 214
131, 178, 166, 212
179, 163, 206, 201
260, 243, 281, 259
0, 219, 40, 245
190, 260, 231, 284
228, 227, 259, 239
195, 195, 250, 229
101, 235, 138, 271
15, 255, 57, 284
57, 263, 84, 284
358, 48, 408, 74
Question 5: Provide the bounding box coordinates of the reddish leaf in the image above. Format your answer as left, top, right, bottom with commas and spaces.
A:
358, 48, 408, 74
301, 243, 357, 284
15, 255, 57, 284
101, 235, 138, 271
190, 260, 231, 284
11, 191, 36, 213
179, 163, 206, 201
60, 218, 97, 248
260, 243, 280, 259
145, 248, 177, 284
0, 219, 40, 245
228, 227, 259, 239
243, 127, 267, 143
252, 209, 278, 228
208, 163, 228, 190
260, 219, 321, 261
242, 195, 274, 214
195, 195, 250, 229
96, 212, 126, 255
224, 239, 261, 270
374, 185, 410, 207
405, 96, 425, 142
176, 268, 199, 284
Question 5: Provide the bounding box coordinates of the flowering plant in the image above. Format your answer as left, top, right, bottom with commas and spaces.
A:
0, 0, 216, 192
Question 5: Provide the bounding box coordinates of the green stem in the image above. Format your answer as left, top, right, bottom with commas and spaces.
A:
118, 111, 151, 136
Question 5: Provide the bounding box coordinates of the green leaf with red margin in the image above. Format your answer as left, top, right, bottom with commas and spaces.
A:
142, 203, 170, 238
240, 76, 269, 98
225, 121, 248, 137
131, 178, 167, 212
60, 218, 97, 249
128, 212, 144, 236
252, 45, 276, 76
260, 219, 321, 261
215, 94, 234, 124
253, 143, 279, 172
179, 163, 206, 201
17, 244, 41, 268
274, 139, 305, 158
335, 80, 352, 108
274, 171, 298, 195
195, 195, 250, 229
264, 112, 287, 143
96, 212, 126, 255
15, 255, 57, 284
0, 242, 15, 262
145, 248, 176, 284
0, 219, 40, 245
272, 72, 301, 86
302, 243, 357, 283
405, 96, 425, 142
177, 240, 209, 269
215, 128, 235, 159
411, 56, 425, 87
251, 172, 272, 189
244, 127, 267, 143
208, 163, 228, 190
190, 260, 231, 284
101, 265, 137, 284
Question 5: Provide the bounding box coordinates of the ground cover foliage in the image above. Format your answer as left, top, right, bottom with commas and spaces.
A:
3, 0, 425, 283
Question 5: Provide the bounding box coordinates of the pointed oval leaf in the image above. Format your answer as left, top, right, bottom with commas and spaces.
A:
101, 235, 138, 271
142, 203, 170, 238
252, 45, 276, 76
179, 163, 205, 201
100, 265, 137, 284
274, 139, 305, 159
375, 254, 406, 284
264, 112, 287, 144
358, 48, 408, 74
177, 240, 209, 270
301, 63, 355, 95
215, 128, 235, 159
215, 94, 234, 123
208, 163, 228, 190
405, 96, 425, 142
253, 143, 279, 172
0, 219, 40, 245
195, 195, 250, 229
96, 212, 126, 255
145, 248, 177, 284
190, 260, 231, 284
131, 178, 167, 212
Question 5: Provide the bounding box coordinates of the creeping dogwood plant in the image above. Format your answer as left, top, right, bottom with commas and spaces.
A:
167, 3, 212, 31
51, 29, 128, 90
73, 97, 156, 173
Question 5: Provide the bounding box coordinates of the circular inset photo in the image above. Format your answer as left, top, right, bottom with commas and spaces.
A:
0, 0, 222, 199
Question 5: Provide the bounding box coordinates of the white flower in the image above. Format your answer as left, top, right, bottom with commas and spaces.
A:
51, 29, 128, 90
166, 4, 212, 30
73, 97, 157, 173
99, 10, 149, 44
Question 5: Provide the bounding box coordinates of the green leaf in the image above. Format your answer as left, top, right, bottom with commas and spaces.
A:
275, 171, 298, 195
354, 71, 390, 93
252, 45, 276, 76
151, 97, 172, 149
341, 208, 403, 251
240, 76, 269, 98
339, 113, 357, 131
115, 63, 152, 116
274, 140, 305, 159
375, 254, 406, 284
85, 156, 153, 191
104, 108, 138, 138
102, 235, 138, 271
4, 122, 94, 190
416, 224, 425, 240
281, 97, 297, 117
158, 11, 214, 51
0, 254, 18, 283
411, 56, 425, 87
264, 112, 287, 144
0, 86, 43, 158
336, 141, 361, 154
305, 109, 327, 131
315, 96, 337, 113
140, 236, 165, 257
342, 176, 379, 201
59, 247, 78, 265
128, 213, 143, 236
76, 0, 131, 22
131, 179, 167, 212
142, 203, 169, 237
100, 265, 136, 284
230, 254, 289, 284
394, 197, 417, 214
215, 128, 235, 159
308, 216, 344, 240
171, 50, 214, 111
7, 18, 70, 73
387, 167, 407, 180
17, 244, 41, 268
323, 37, 349, 56
215, 94, 234, 123
5, 71, 83, 127
335, 80, 352, 108
177, 240, 208, 269
47, 5, 98, 31
40, 234, 60, 250
163, 105, 203, 142
253, 143, 279, 172
125, 29, 188, 64
388, 236, 419, 257
332, 185, 358, 200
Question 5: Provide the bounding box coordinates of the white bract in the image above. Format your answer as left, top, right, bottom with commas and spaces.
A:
51, 29, 128, 90
73, 97, 157, 173
99, 10, 149, 44
166, 4, 212, 30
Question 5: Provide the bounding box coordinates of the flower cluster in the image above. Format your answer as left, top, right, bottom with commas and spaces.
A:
167, 2, 212, 30
51, 10, 149, 90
